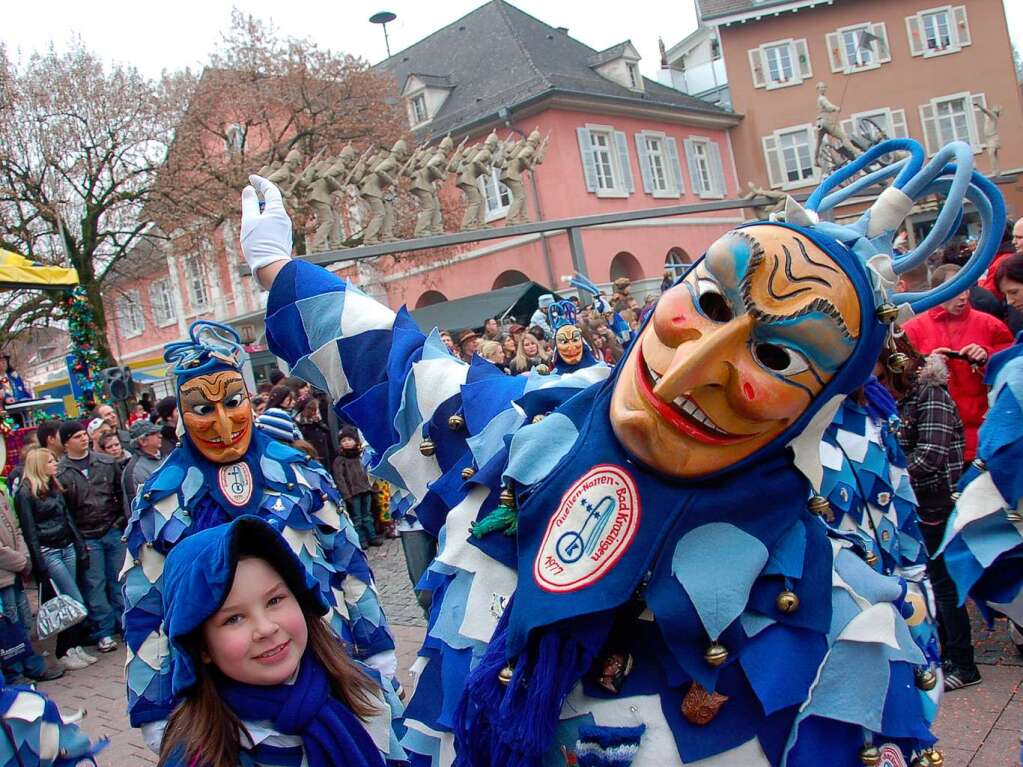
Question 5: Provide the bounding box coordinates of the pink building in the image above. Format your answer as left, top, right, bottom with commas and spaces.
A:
98, 0, 745, 389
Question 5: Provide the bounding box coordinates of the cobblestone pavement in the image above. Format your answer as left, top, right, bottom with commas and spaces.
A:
28, 537, 1023, 765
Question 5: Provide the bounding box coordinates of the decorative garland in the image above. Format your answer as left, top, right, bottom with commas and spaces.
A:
62, 287, 105, 409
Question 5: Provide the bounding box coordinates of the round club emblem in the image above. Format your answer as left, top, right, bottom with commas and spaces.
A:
218, 462, 254, 507
533, 464, 640, 593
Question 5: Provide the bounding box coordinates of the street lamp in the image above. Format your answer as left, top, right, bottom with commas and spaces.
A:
370, 11, 397, 58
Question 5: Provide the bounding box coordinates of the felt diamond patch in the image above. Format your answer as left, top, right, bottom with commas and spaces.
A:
533, 464, 640, 593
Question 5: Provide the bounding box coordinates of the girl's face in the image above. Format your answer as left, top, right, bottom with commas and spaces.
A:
523, 336, 539, 357
999, 276, 1023, 311
340, 436, 357, 451
201, 558, 308, 686
502, 337, 516, 356
281, 394, 294, 411
45, 453, 58, 477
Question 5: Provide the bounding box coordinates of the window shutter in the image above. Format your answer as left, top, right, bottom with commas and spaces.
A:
664, 137, 684, 195
707, 142, 727, 197
952, 6, 971, 47
871, 23, 891, 63
919, 103, 939, 155
891, 109, 908, 138
634, 133, 653, 194
762, 135, 783, 189
825, 32, 844, 72
683, 138, 703, 194
748, 48, 766, 88
576, 127, 598, 192
970, 93, 987, 149
614, 131, 634, 193
793, 39, 812, 81
905, 15, 925, 57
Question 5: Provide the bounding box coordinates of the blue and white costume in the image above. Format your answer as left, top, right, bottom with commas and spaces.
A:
255, 138, 1002, 767
120, 322, 402, 760
0, 685, 104, 766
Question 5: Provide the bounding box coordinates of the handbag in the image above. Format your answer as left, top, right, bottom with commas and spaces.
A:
35, 578, 87, 639
0, 616, 31, 665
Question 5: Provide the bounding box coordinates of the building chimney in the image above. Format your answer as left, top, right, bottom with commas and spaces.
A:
556, 26, 569, 34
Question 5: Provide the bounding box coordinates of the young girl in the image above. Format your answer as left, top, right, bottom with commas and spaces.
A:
159, 515, 391, 767
332, 427, 379, 549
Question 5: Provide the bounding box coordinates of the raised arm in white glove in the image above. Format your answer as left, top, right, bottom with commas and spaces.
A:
240, 175, 293, 290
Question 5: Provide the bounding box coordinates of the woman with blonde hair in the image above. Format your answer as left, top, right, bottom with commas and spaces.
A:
509, 331, 550, 375
15, 446, 95, 671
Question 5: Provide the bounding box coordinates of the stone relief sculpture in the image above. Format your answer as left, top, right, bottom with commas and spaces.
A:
975, 103, 1002, 176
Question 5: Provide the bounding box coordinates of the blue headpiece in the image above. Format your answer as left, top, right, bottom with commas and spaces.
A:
546, 299, 577, 332
568, 274, 610, 314
775, 138, 1005, 318
164, 320, 244, 388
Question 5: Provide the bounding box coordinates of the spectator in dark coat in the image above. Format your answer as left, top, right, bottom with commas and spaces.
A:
296, 397, 335, 468
331, 426, 378, 549
154, 396, 179, 457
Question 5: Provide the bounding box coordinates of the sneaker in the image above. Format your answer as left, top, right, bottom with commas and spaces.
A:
60, 653, 90, 671
944, 664, 982, 691
96, 636, 118, 653
72, 647, 99, 666
369, 537, 383, 547
28, 665, 64, 682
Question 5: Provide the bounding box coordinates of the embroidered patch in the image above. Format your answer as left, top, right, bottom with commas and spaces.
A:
534, 464, 640, 593
218, 463, 253, 507
878, 744, 908, 767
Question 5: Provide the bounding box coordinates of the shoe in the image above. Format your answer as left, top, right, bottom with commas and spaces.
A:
944, 664, 982, 691
60, 653, 90, 671
96, 636, 118, 653
358, 539, 370, 550
369, 538, 383, 547
28, 666, 64, 682
72, 647, 99, 665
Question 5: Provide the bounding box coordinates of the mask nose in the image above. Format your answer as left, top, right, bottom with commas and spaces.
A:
653, 315, 753, 399
214, 404, 234, 444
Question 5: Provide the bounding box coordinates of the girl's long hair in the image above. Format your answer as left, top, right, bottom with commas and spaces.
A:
22, 448, 62, 498
159, 611, 381, 767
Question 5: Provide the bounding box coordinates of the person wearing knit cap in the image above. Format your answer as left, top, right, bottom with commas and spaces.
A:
332, 426, 379, 548
122, 321, 402, 760
256, 407, 302, 443
154, 395, 179, 457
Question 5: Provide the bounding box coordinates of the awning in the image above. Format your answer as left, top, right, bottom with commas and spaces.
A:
131, 371, 166, 384
410, 281, 554, 334
0, 249, 78, 290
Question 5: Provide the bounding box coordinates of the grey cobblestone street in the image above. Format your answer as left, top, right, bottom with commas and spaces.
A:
26, 537, 1023, 765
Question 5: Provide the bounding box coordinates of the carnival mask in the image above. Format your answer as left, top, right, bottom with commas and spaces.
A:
555, 325, 584, 366
610, 225, 861, 477
180, 370, 254, 463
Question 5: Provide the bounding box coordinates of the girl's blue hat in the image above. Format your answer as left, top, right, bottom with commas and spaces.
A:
162, 515, 328, 696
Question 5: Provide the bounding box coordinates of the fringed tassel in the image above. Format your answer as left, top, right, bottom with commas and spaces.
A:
574, 724, 646, 767
470, 503, 518, 537
454, 603, 614, 767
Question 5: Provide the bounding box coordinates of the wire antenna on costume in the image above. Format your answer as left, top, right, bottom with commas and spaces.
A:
164, 320, 244, 377
546, 299, 577, 331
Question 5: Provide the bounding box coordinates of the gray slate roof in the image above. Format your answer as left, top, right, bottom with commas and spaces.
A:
587, 41, 634, 68
697, 0, 801, 22
376, 0, 734, 137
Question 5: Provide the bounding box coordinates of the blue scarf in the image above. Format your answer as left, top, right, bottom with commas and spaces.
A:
218, 651, 384, 767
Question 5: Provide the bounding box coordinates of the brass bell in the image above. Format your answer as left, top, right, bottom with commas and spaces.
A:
915, 666, 938, 691
447, 413, 466, 431
460, 466, 476, 481
535, 363, 551, 375
419, 438, 436, 457
972, 458, 987, 472
531, 413, 546, 424
923, 748, 943, 767
499, 486, 516, 508
865, 550, 879, 567
807, 495, 831, 517
143, 492, 152, 501
703, 642, 728, 667
886, 352, 909, 373
776, 590, 800, 614
498, 665, 515, 685
859, 745, 881, 766
876, 303, 899, 323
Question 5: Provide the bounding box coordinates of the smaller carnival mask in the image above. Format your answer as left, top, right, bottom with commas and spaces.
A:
610, 225, 861, 477
555, 325, 584, 366
180, 370, 253, 463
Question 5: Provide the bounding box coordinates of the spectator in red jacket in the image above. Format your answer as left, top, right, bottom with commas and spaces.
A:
903, 263, 1014, 460
979, 218, 1022, 301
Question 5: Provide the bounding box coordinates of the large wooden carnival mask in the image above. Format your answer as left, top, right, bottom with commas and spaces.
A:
180, 370, 254, 464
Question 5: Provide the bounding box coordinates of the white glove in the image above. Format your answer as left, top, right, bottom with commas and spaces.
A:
240, 175, 293, 274
363, 649, 398, 681
141, 719, 168, 755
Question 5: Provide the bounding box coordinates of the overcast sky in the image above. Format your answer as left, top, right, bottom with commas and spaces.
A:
3, 0, 1022, 81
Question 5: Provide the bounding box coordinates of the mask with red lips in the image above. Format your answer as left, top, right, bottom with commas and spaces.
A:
180, 370, 254, 464
609, 225, 861, 477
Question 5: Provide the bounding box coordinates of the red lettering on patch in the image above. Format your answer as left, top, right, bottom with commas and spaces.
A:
533, 465, 641, 593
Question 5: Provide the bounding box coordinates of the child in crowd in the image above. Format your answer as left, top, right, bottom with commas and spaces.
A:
332, 427, 380, 548
158, 516, 391, 767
